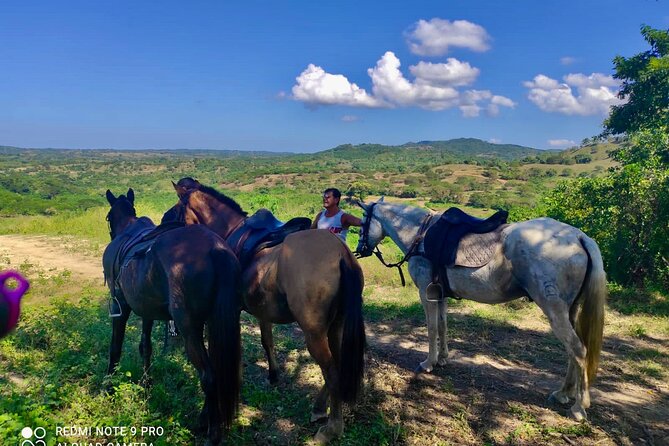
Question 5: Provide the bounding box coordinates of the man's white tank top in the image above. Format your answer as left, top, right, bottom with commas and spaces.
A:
317, 210, 348, 242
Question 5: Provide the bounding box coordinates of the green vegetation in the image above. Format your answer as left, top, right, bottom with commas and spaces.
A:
544, 25, 669, 291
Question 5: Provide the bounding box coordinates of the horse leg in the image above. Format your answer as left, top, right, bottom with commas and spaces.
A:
107, 308, 131, 376
182, 326, 222, 446
305, 332, 342, 444
259, 320, 279, 384
437, 298, 449, 366
549, 359, 577, 404
543, 301, 589, 420
417, 284, 440, 373
311, 316, 344, 423
311, 385, 329, 423
139, 319, 154, 379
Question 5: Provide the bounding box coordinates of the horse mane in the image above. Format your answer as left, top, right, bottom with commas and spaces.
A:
197, 184, 248, 217
377, 201, 430, 222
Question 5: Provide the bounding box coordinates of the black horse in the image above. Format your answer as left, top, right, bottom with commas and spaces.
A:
103, 189, 242, 445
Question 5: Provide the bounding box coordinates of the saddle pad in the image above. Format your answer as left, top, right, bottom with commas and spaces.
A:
454, 224, 507, 267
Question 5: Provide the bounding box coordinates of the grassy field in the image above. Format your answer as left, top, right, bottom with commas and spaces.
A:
1, 227, 667, 445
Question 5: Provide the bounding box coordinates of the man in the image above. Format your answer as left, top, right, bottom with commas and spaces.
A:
311, 188, 362, 243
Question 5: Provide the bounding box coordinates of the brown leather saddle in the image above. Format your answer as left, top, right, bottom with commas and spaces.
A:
226, 209, 311, 268
423, 207, 508, 301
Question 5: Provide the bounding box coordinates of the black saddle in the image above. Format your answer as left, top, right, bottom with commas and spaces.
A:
103, 218, 186, 297
423, 207, 508, 300
227, 209, 311, 267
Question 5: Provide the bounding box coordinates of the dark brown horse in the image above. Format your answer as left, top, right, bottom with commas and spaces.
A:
165, 179, 365, 443
103, 189, 242, 446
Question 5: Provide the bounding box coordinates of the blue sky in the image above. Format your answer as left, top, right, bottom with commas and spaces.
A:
1, 1, 667, 152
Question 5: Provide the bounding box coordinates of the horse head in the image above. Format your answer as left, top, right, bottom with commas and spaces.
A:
353, 199, 386, 258
105, 188, 137, 239
171, 179, 248, 238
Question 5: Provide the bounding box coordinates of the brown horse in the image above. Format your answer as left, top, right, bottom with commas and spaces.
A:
103, 189, 242, 446
165, 179, 365, 443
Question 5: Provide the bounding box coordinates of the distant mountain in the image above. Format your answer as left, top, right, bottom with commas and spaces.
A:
319, 138, 548, 161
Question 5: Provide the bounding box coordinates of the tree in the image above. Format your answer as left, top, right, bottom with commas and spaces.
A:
604, 26, 669, 136
544, 26, 669, 289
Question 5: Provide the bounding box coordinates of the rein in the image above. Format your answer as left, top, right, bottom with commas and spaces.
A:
359, 205, 433, 287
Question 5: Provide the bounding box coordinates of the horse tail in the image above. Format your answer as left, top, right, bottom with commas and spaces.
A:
576, 235, 607, 383
208, 247, 242, 428
338, 256, 366, 404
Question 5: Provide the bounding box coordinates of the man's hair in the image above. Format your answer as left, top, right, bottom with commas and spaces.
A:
323, 188, 341, 200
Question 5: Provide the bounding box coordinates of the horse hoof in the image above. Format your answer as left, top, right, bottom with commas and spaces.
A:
310, 411, 328, 423
548, 391, 569, 405
569, 405, 587, 421
314, 425, 341, 444
414, 362, 432, 374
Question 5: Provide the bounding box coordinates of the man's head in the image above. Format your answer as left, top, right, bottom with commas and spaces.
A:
323, 188, 341, 209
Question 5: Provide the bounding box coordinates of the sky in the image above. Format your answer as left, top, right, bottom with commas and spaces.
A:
1, 1, 668, 153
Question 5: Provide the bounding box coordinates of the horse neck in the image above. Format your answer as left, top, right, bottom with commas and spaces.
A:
376, 203, 430, 255
113, 216, 137, 238
194, 195, 245, 239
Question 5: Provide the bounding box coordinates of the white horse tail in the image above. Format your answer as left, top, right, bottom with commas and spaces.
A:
576, 235, 607, 383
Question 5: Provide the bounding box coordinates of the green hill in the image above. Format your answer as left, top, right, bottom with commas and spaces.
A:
320, 138, 545, 163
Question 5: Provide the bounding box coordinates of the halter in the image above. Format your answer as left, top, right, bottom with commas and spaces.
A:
355, 203, 433, 287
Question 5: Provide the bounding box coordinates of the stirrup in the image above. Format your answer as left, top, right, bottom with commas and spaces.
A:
108, 295, 122, 318
168, 320, 179, 337
425, 282, 444, 302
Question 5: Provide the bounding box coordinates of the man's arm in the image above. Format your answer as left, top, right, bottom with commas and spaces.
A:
342, 213, 362, 228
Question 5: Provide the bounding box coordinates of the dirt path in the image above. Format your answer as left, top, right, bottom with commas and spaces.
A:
0, 234, 102, 279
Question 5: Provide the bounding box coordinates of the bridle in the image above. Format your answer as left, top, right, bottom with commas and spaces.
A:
354, 202, 433, 287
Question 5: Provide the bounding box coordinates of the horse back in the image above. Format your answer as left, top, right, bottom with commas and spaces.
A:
244, 229, 362, 326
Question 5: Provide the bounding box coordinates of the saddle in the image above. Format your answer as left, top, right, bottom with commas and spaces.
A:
423, 207, 508, 300
103, 218, 185, 314
226, 209, 311, 267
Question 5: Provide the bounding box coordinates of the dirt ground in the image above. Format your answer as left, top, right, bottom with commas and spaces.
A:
1, 235, 667, 445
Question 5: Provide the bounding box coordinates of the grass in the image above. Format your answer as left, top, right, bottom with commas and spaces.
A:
1, 182, 668, 445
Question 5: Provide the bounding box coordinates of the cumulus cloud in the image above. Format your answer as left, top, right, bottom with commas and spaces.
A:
406, 18, 491, 56
292, 52, 515, 117
409, 59, 479, 87
523, 73, 624, 116
368, 52, 460, 110
292, 64, 385, 108
489, 138, 502, 144
548, 139, 576, 147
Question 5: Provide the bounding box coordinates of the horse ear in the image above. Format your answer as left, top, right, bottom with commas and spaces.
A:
352, 199, 368, 212
105, 190, 116, 206
127, 188, 135, 204
379, 196, 385, 202
173, 182, 190, 201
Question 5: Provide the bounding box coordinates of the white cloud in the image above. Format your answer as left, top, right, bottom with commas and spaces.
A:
292, 64, 385, 108
409, 59, 479, 87
406, 18, 491, 56
489, 138, 502, 144
524, 73, 624, 116
368, 52, 460, 110
292, 52, 515, 117
563, 73, 619, 88
548, 139, 576, 147
560, 56, 577, 66
341, 115, 359, 122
